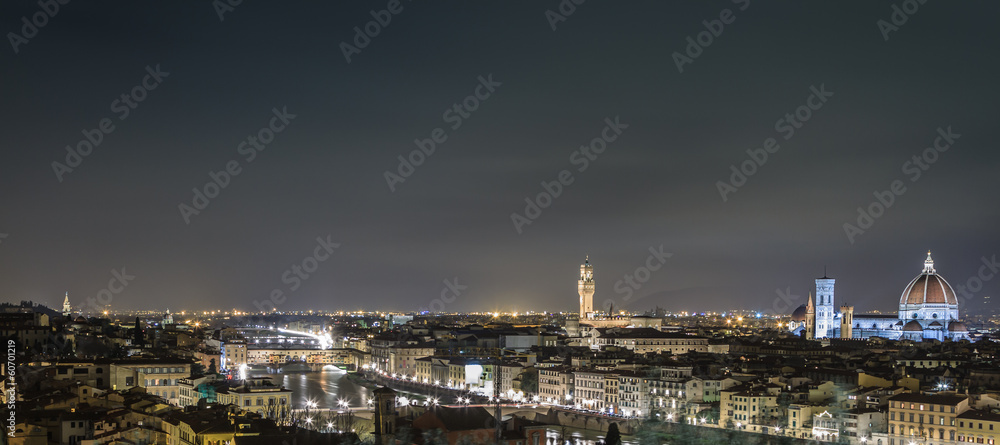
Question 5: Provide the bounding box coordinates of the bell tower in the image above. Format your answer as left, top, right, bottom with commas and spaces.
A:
840, 305, 854, 339
578, 256, 595, 318
815, 271, 835, 338
62, 292, 72, 317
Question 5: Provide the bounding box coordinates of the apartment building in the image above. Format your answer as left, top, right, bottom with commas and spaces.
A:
214, 378, 292, 418
888, 393, 969, 445
957, 410, 1000, 444
538, 366, 574, 404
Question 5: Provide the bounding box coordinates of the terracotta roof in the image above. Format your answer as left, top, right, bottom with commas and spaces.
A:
900, 273, 958, 306
948, 322, 968, 332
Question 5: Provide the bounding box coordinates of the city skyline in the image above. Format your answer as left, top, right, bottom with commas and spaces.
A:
35, 250, 996, 317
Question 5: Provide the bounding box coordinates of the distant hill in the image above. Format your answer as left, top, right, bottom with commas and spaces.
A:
0, 301, 59, 318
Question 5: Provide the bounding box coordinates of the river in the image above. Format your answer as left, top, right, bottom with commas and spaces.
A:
253, 369, 636, 444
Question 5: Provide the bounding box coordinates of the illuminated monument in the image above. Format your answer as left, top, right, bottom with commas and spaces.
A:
791, 252, 969, 341
568, 257, 639, 333
579, 256, 595, 318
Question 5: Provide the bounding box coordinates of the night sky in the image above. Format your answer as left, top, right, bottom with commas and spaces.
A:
1, 1, 998, 315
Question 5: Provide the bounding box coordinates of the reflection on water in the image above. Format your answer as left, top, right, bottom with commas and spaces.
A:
253, 368, 634, 444
252, 367, 373, 409
542, 426, 635, 445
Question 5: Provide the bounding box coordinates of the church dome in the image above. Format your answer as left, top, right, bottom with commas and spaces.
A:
790, 305, 807, 322
900, 252, 958, 306
948, 322, 968, 332
903, 320, 924, 332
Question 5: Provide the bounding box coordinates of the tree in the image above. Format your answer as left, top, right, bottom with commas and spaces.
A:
394, 426, 414, 444
519, 368, 539, 394
191, 362, 206, 376
208, 358, 217, 375
423, 428, 448, 445
133, 318, 145, 347
604, 422, 622, 445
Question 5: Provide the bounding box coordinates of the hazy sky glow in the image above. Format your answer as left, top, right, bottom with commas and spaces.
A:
1, 1, 998, 314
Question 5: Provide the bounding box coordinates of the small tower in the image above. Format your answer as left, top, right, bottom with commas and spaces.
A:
62, 292, 72, 317
840, 305, 854, 339
815, 271, 835, 338
372, 386, 398, 444
163, 309, 173, 325
805, 293, 816, 340
578, 256, 595, 319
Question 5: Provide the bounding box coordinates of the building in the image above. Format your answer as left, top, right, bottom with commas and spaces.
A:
589, 327, 709, 354
538, 366, 574, 404
815, 275, 835, 339
888, 393, 969, 445
214, 378, 292, 418
108, 359, 192, 405
792, 252, 970, 342
579, 256, 595, 318
617, 371, 649, 417
721, 386, 782, 433
221, 339, 247, 371
177, 374, 223, 407
843, 408, 887, 445
62, 293, 72, 317
574, 370, 612, 413
956, 410, 1000, 445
